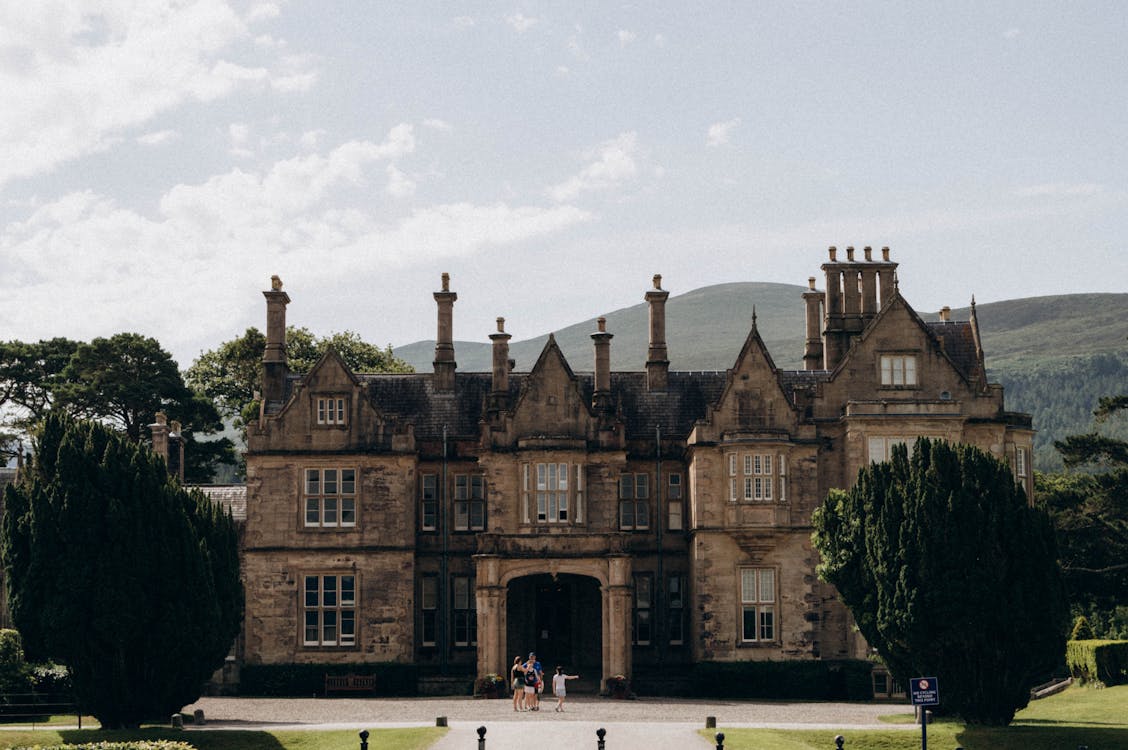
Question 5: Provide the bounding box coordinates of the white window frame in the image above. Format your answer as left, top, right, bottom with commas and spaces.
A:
420, 575, 438, 647
303, 573, 356, 647
316, 396, 347, 425
879, 354, 918, 386
452, 575, 477, 647
1015, 447, 1027, 478
632, 574, 653, 646
304, 468, 357, 528
740, 567, 776, 643
728, 452, 780, 502
667, 473, 683, 531
524, 462, 583, 524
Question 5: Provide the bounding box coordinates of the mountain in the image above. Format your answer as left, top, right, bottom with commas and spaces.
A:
394, 286, 1128, 471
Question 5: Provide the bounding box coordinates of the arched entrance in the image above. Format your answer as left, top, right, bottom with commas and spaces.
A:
506, 573, 601, 687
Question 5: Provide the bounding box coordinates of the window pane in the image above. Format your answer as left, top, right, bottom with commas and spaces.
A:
341, 576, 355, 604
537, 464, 546, 490
324, 498, 337, 524
905, 356, 916, 384
324, 469, 338, 494
306, 469, 320, 494
470, 501, 485, 529
636, 474, 648, 498
323, 576, 337, 606
620, 500, 634, 528
636, 576, 651, 607
760, 608, 775, 640
668, 474, 682, 499
305, 611, 319, 643
453, 577, 469, 608
668, 500, 682, 530
323, 610, 337, 643
558, 463, 568, 489
636, 501, 649, 529
741, 569, 756, 602
472, 475, 484, 499
421, 577, 437, 609
455, 502, 469, 530
759, 569, 775, 602
341, 610, 355, 643
620, 475, 633, 499
306, 498, 320, 525
455, 474, 468, 500
305, 576, 319, 607
742, 606, 757, 641
341, 469, 356, 494
341, 499, 355, 525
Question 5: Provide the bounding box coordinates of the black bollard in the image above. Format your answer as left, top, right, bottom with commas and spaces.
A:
834, 735, 844, 749
477, 725, 487, 750
359, 730, 369, 750
715, 731, 725, 750
596, 727, 606, 750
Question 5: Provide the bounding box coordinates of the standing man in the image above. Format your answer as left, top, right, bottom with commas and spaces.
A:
524, 652, 543, 711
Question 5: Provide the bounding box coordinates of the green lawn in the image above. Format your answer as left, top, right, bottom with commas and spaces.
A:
707, 684, 1128, 750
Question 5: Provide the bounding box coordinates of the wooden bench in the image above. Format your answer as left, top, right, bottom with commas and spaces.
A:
324, 673, 377, 697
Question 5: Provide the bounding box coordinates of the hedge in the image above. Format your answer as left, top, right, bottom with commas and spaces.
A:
238, 663, 418, 696
688, 659, 874, 700
1065, 639, 1128, 686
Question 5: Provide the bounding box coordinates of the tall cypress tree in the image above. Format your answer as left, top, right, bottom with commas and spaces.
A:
1, 413, 242, 729
813, 438, 1067, 725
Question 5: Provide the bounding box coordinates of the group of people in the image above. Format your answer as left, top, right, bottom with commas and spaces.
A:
510, 652, 579, 713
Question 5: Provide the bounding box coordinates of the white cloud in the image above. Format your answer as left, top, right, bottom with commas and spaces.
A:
653, 33, 667, 47
555, 65, 571, 77
566, 34, 589, 61
386, 164, 416, 198
0, 128, 590, 363
1002, 27, 1021, 39
706, 118, 741, 147
618, 29, 637, 46
299, 129, 325, 149
547, 132, 640, 202
505, 12, 539, 33
137, 129, 179, 146
452, 15, 475, 28
0, 0, 315, 187
245, 3, 280, 24
423, 118, 453, 132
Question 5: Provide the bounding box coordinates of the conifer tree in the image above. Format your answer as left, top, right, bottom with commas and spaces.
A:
1, 413, 242, 729
812, 438, 1067, 725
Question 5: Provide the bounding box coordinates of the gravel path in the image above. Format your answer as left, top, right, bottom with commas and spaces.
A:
182, 695, 915, 741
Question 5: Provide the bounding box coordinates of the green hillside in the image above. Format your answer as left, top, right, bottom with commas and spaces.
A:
395, 285, 1128, 471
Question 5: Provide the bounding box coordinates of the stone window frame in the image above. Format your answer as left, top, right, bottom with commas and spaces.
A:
1015, 446, 1028, 478
739, 566, 777, 645
878, 352, 919, 388
453, 474, 486, 532
451, 574, 477, 647
301, 572, 357, 649
302, 467, 357, 528
726, 451, 786, 503
315, 395, 348, 426
619, 472, 650, 530
522, 462, 584, 525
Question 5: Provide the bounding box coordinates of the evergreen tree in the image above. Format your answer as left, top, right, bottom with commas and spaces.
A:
1, 413, 242, 729
812, 438, 1067, 725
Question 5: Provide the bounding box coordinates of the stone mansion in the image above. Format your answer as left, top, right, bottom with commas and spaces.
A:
237, 246, 1033, 691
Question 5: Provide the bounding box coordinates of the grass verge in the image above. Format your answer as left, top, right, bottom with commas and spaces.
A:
0, 727, 445, 750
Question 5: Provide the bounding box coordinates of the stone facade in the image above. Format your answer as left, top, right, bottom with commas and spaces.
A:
241, 246, 1034, 691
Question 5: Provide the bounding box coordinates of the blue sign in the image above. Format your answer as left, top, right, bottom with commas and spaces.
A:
910, 676, 939, 706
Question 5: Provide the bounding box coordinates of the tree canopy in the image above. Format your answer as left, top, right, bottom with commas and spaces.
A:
1, 413, 242, 728
812, 438, 1067, 726
1, 334, 234, 482
186, 326, 412, 426
1039, 392, 1128, 635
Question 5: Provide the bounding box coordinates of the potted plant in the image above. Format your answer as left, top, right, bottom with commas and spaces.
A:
475, 673, 505, 698
606, 674, 631, 699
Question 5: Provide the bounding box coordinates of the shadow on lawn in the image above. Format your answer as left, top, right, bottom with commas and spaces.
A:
957, 725, 1128, 749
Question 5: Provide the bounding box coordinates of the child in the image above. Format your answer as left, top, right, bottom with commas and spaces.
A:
552, 665, 579, 712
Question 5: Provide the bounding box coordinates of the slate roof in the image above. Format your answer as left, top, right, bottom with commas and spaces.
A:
926, 321, 980, 381
194, 484, 247, 521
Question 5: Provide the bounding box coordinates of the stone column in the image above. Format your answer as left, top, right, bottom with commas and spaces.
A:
602, 555, 633, 686
475, 555, 505, 678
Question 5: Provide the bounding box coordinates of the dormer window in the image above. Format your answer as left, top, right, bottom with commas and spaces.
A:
879, 354, 917, 387
317, 396, 347, 425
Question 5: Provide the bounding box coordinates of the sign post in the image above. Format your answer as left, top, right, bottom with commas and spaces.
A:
909, 677, 939, 750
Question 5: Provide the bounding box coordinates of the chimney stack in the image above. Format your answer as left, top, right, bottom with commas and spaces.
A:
878, 247, 897, 305
149, 412, 184, 482
860, 245, 878, 323
591, 317, 613, 412
489, 317, 511, 411
645, 274, 670, 391
433, 272, 457, 392
803, 277, 824, 370
939, 306, 951, 322
262, 275, 290, 408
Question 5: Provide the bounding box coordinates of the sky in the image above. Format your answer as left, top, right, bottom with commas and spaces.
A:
1, 1, 1126, 369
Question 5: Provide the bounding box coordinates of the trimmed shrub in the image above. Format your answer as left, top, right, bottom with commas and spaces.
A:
239, 663, 419, 696
1071, 616, 1095, 641
1066, 640, 1128, 686
689, 660, 874, 701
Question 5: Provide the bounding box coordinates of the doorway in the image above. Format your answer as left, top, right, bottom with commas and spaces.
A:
506, 573, 601, 690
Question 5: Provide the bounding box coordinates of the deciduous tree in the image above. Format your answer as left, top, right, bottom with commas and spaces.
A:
1, 414, 242, 728
812, 438, 1067, 726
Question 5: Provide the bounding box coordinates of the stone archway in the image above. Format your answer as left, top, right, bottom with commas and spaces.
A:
474, 555, 632, 690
